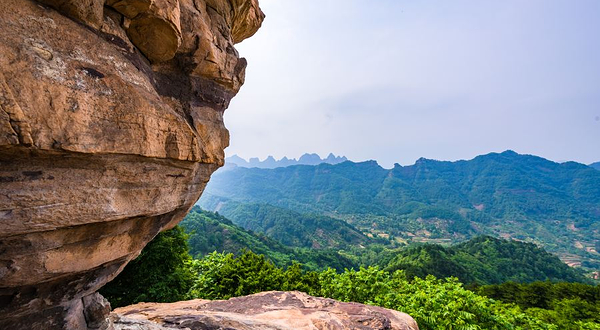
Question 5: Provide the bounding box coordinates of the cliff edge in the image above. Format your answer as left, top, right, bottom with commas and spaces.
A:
0, 0, 262, 328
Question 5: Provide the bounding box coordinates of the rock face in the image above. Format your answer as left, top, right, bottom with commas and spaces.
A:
112, 291, 420, 330
0, 0, 263, 329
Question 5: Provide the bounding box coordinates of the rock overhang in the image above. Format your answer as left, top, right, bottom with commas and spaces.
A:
0, 0, 263, 328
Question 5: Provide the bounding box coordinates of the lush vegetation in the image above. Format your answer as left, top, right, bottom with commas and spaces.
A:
187, 251, 599, 329
100, 226, 194, 308
187, 250, 552, 330
181, 209, 587, 284
180, 207, 358, 270
384, 236, 587, 284
476, 281, 600, 329
200, 151, 600, 273
205, 203, 369, 249
181, 206, 290, 259
104, 223, 599, 329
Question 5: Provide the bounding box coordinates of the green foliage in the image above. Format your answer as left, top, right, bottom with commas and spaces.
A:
181, 206, 291, 260
200, 151, 600, 269
99, 226, 598, 329
477, 281, 600, 329
100, 226, 195, 308
187, 250, 320, 299
316, 268, 561, 329
384, 244, 475, 283
180, 207, 358, 270
202, 202, 369, 249
183, 208, 587, 284
385, 236, 588, 285
187, 250, 563, 330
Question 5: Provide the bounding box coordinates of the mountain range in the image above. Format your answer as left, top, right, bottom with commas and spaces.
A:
590, 162, 600, 170
225, 153, 348, 169
179, 207, 588, 284
199, 150, 600, 273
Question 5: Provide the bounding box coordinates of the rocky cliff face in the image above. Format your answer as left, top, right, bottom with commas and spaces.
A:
0, 0, 263, 328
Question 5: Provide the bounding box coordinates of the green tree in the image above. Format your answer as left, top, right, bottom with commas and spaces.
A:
187, 250, 285, 299
187, 251, 558, 330
315, 267, 554, 330
478, 281, 600, 329
187, 249, 323, 299
100, 226, 195, 308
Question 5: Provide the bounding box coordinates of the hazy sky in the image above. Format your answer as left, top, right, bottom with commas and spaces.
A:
225, 0, 600, 168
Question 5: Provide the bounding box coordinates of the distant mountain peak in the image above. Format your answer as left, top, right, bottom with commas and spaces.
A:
414, 157, 441, 165
298, 153, 322, 163
226, 153, 349, 169
205, 150, 600, 273
227, 154, 246, 161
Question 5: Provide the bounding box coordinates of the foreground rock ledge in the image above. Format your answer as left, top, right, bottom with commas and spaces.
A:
113, 291, 420, 330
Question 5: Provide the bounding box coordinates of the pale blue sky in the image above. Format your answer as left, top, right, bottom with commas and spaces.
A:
226, 0, 600, 168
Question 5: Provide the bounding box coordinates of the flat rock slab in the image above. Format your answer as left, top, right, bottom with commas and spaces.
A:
112, 291, 419, 330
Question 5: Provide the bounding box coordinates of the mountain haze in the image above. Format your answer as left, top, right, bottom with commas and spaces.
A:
226, 153, 348, 169
200, 151, 600, 270
590, 162, 600, 170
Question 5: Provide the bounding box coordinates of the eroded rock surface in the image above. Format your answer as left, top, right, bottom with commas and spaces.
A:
113, 291, 420, 330
0, 0, 263, 328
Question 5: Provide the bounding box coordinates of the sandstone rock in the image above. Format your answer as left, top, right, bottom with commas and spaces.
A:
230, 0, 265, 44
83, 293, 113, 329
112, 291, 420, 330
0, 0, 263, 329
36, 0, 105, 29
107, 0, 183, 63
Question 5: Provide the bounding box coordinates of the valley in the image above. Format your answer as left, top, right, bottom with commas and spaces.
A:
199, 151, 600, 277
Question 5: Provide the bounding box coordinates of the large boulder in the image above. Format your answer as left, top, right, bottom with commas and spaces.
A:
0, 0, 263, 328
113, 291, 420, 330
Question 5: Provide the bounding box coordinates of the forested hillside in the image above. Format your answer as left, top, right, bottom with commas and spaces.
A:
200, 151, 600, 272
180, 207, 358, 270
205, 203, 369, 249
384, 236, 587, 284
181, 209, 589, 285
590, 162, 600, 170
181, 207, 289, 259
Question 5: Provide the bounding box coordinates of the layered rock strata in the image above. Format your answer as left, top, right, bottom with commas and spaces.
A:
0, 0, 263, 328
113, 291, 420, 330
